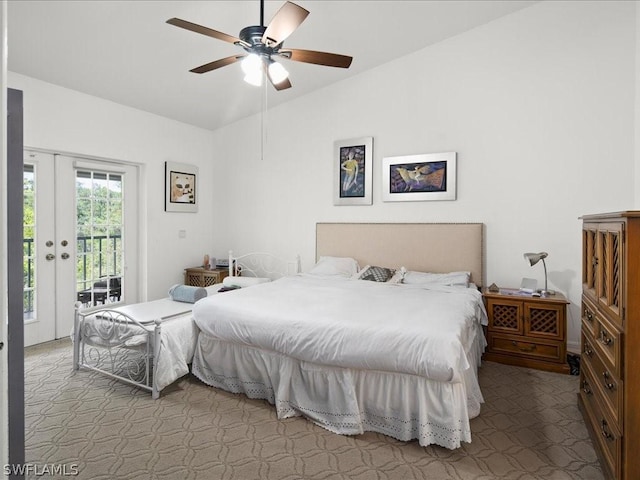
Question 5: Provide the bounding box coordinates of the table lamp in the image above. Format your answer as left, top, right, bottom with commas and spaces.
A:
523, 251, 555, 295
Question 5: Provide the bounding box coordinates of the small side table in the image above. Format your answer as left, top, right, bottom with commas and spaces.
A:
184, 267, 229, 288
483, 288, 570, 374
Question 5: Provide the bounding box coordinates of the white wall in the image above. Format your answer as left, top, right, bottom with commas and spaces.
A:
8, 73, 217, 301
210, 1, 637, 352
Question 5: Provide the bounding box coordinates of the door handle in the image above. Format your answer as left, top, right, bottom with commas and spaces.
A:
61, 252, 70, 260
45, 253, 55, 261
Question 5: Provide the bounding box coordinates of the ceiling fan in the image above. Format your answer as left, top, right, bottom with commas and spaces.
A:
167, 0, 353, 91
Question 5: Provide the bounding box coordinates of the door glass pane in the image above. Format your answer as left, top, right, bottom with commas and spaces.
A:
23, 164, 35, 320
76, 170, 123, 306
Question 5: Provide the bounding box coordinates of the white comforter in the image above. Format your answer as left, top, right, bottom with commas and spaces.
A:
193, 275, 487, 383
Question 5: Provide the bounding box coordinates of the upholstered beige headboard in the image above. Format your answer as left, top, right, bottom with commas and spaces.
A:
316, 223, 484, 287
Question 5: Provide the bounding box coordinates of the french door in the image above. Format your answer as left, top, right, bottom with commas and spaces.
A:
23, 151, 139, 346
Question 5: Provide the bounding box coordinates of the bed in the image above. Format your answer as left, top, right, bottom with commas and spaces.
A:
191, 223, 487, 449
72, 285, 219, 399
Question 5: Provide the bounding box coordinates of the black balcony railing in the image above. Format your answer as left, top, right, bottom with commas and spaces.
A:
23, 234, 122, 315
76, 235, 122, 291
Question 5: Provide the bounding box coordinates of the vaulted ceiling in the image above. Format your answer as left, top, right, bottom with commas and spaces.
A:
8, 1, 536, 131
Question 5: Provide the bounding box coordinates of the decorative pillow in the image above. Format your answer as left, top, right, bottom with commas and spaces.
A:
388, 268, 406, 284
357, 265, 396, 283
168, 284, 208, 303
401, 270, 470, 287
308, 256, 360, 277
222, 276, 271, 288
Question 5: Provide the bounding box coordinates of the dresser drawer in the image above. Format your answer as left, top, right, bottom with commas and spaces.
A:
487, 334, 563, 363
594, 314, 622, 378
581, 341, 623, 432
579, 367, 622, 480
581, 296, 598, 339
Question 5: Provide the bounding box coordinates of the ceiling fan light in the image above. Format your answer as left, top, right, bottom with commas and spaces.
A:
241, 53, 262, 75
243, 70, 263, 87
268, 61, 289, 85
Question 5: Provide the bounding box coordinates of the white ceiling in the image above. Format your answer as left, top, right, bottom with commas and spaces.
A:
7, 1, 536, 132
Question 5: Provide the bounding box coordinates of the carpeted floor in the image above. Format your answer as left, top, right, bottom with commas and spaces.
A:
23, 339, 603, 480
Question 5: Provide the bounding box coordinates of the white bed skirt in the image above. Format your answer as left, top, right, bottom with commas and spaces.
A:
192, 328, 485, 449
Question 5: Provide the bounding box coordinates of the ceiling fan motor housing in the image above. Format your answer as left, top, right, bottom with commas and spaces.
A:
239, 25, 280, 57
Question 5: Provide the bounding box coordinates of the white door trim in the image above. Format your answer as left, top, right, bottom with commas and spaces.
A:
23, 153, 56, 346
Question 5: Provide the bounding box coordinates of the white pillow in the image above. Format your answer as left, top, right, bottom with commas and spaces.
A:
308, 256, 360, 277
222, 276, 271, 288
401, 270, 470, 287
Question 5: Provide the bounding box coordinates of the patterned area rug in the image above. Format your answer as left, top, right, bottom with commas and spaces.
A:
24, 339, 603, 480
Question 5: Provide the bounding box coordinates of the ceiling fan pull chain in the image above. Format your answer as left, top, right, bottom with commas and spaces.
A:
261, 75, 267, 161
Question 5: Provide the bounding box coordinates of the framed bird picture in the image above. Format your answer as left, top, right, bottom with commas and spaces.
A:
381, 152, 457, 202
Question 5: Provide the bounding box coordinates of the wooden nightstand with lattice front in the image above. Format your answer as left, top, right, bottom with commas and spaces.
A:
184, 267, 229, 288
483, 289, 570, 373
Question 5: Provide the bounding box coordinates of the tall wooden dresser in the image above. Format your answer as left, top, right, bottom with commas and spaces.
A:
579, 211, 640, 480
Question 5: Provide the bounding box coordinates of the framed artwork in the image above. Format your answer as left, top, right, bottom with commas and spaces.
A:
333, 137, 373, 206
165, 161, 198, 212
382, 152, 457, 202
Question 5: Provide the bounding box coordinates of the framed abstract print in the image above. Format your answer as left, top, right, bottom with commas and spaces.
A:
382, 152, 456, 202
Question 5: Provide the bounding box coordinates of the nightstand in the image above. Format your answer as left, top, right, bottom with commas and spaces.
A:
184, 266, 229, 288
483, 288, 570, 373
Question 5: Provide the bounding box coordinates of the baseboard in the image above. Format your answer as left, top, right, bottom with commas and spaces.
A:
567, 340, 581, 354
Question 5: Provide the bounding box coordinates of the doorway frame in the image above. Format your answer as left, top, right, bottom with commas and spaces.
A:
24, 147, 144, 316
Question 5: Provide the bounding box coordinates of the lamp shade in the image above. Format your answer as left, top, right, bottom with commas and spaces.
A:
268, 60, 289, 85
242, 53, 264, 86
243, 70, 263, 87
524, 252, 548, 266
241, 53, 262, 74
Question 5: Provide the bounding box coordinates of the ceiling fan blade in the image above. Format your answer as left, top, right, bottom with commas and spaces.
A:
190, 55, 245, 74
262, 2, 309, 47
267, 71, 292, 91
167, 18, 241, 45
280, 48, 353, 69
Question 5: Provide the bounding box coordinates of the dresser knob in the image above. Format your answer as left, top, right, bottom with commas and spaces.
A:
602, 371, 615, 390
601, 419, 613, 441
600, 330, 612, 346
